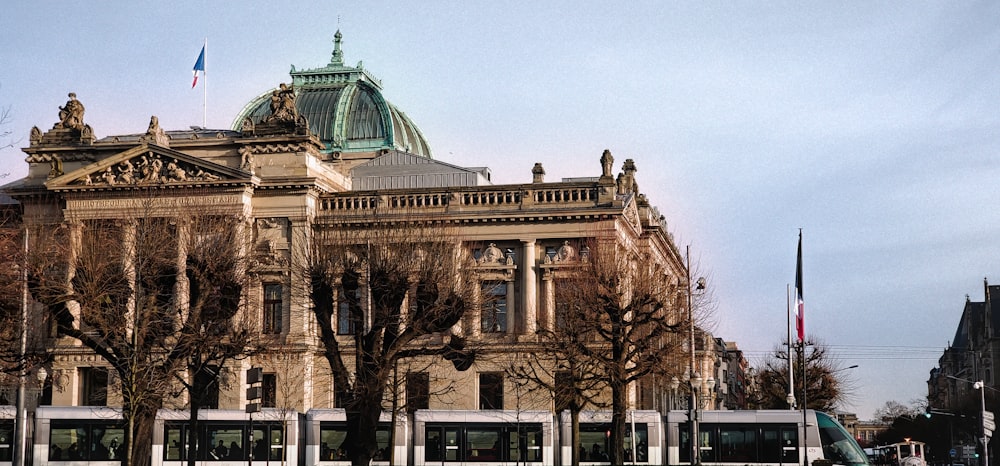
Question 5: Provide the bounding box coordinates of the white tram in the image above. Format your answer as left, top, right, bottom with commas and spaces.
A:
22, 406, 868, 466
664, 410, 870, 466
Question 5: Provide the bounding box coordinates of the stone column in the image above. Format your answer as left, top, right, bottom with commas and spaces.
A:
541, 274, 554, 332
520, 240, 537, 335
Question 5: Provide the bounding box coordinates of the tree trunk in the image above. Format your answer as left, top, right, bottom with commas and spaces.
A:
609, 380, 628, 465
571, 408, 581, 466
186, 402, 200, 466
129, 404, 157, 466
345, 386, 383, 466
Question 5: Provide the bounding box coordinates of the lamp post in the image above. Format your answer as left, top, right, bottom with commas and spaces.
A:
691, 372, 702, 466
974, 380, 990, 466
948, 375, 991, 466
685, 245, 706, 466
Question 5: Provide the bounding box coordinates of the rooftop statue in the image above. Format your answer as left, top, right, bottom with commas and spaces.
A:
266, 83, 298, 124
57, 92, 85, 131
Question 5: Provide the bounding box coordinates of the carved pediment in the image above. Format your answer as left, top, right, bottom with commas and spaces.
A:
45, 143, 255, 190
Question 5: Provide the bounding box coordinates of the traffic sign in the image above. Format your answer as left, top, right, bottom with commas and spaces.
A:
985, 411, 995, 422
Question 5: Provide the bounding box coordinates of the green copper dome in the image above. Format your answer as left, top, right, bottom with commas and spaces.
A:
232, 31, 432, 158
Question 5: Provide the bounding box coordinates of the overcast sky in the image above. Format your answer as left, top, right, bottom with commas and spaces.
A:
3, 1, 999, 420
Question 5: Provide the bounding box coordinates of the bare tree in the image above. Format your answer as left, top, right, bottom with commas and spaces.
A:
536, 236, 688, 465
27, 195, 257, 466
0, 208, 50, 396
749, 338, 854, 412
505, 326, 607, 466
303, 216, 476, 466
167, 214, 259, 466
873, 400, 920, 424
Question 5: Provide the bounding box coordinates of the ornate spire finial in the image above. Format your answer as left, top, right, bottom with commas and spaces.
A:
331, 30, 344, 66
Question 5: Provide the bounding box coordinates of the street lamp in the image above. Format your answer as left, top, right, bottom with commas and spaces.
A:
704, 376, 716, 410
685, 245, 707, 466
974, 380, 990, 466
948, 375, 991, 466
690, 371, 702, 466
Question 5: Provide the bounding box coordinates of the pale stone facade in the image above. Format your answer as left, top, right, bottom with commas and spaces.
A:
2, 35, 694, 424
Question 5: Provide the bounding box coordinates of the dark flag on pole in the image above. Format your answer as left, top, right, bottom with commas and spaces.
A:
794, 230, 804, 342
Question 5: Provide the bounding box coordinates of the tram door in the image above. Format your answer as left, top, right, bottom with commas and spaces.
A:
761, 425, 799, 465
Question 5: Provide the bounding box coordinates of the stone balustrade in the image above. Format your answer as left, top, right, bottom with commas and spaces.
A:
319, 185, 601, 214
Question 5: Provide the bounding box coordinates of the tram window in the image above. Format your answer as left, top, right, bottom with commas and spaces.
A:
466, 428, 500, 460
91, 425, 124, 460
165, 427, 184, 460
624, 425, 649, 462
680, 425, 692, 462
579, 426, 609, 461
319, 422, 390, 461
375, 429, 391, 460
425, 429, 443, 461
319, 427, 347, 460
206, 427, 244, 461
0, 423, 12, 461
51, 424, 90, 460
251, 425, 284, 461
445, 428, 460, 461
719, 425, 758, 463
681, 424, 716, 463
50, 421, 125, 462
512, 426, 544, 462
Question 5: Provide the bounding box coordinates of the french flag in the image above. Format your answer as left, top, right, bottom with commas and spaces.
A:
794, 231, 804, 342
192, 45, 205, 88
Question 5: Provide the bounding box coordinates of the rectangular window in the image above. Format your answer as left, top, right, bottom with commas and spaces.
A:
163, 422, 284, 462
466, 428, 501, 461
194, 366, 220, 409
579, 423, 648, 463
251, 425, 285, 461
165, 426, 185, 460
320, 423, 391, 461
206, 427, 244, 460
424, 424, 543, 463
719, 425, 758, 463
481, 282, 507, 333
406, 372, 429, 411
337, 287, 362, 335
479, 372, 503, 410
681, 424, 716, 463
50, 421, 123, 461
78, 367, 108, 406
262, 373, 277, 408
263, 283, 282, 334
554, 278, 572, 331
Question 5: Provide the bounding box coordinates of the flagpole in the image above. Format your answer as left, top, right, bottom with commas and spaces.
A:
796, 229, 808, 466
202, 38, 207, 128
787, 284, 795, 410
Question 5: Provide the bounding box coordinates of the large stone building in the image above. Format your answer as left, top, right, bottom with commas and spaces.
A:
1, 33, 710, 463
928, 280, 1000, 417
